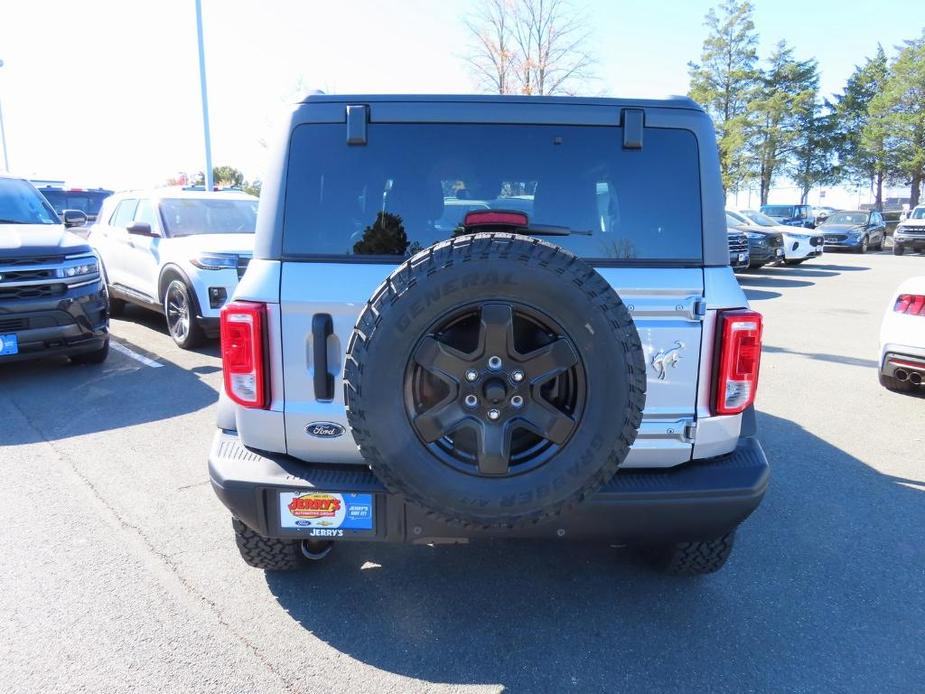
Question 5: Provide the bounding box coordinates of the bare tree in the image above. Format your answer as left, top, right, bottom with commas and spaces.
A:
463, 0, 596, 96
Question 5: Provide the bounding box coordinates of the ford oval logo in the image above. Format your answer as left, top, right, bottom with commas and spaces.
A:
306, 422, 346, 439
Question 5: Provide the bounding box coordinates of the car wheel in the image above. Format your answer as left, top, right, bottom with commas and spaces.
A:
345, 234, 646, 529
164, 279, 205, 349
69, 338, 110, 365
640, 531, 736, 576
893, 244, 905, 256
108, 297, 126, 317
857, 236, 868, 254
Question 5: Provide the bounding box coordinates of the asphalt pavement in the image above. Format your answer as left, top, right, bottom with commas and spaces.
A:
2, 251, 923, 693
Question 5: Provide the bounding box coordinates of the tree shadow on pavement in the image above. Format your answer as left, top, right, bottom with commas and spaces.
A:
0, 335, 218, 445
763, 344, 880, 369
265, 412, 924, 692
744, 288, 783, 301
736, 275, 815, 289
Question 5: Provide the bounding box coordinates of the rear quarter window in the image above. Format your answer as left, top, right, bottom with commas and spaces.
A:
282, 122, 703, 263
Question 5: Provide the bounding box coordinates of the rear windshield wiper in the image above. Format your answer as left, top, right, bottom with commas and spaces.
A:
521, 224, 593, 237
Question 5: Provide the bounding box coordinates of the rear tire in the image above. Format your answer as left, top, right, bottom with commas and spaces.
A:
856, 236, 869, 254
893, 244, 905, 256
232, 518, 308, 571
641, 531, 736, 576
69, 338, 110, 365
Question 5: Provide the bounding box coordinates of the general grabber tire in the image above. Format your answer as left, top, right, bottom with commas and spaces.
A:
344, 233, 646, 529
232, 518, 307, 571
641, 531, 736, 576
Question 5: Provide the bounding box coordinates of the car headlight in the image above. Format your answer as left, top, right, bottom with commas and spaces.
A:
190, 253, 238, 270
62, 261, 99, 277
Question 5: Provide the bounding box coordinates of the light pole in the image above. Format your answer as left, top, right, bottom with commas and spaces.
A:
194, 0, 213, 191
0, 59, 9, 171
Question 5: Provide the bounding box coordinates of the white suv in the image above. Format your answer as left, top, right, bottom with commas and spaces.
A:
90, 189, 257, 348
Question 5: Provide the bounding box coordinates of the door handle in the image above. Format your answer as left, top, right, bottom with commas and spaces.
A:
312, 313, 334, 401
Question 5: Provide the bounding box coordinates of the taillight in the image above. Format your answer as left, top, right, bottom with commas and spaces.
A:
713, 309, 763, 415
463, 210, 528, 228
894, 294, 925, 316
220, 301, 268, 408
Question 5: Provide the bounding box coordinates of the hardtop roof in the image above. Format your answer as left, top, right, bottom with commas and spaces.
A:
299, 93, 702, 111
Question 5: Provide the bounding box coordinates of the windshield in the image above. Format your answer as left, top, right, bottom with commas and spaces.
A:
39, 189, 111, 217
159, 198, 257, 236
725, 210, 750, 226
0, 178, 60, 225
742, 210, 777, 227
761, 205, 796, 218
911, 207, 925, 220
282, 123, 703, 261
826, 212, 868, 225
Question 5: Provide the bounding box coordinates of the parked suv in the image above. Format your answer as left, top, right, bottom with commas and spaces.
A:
818, 210, 886, 253
209, 94, 770, 576
760, 203, 816, 229
89, 189, 258, 348
893, 206, 925, 255
0, 173, 109, 364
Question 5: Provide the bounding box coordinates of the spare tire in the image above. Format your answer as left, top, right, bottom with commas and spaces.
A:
344, 234, 646, 528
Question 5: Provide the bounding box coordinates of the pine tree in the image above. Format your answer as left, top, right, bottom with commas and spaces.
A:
688, 0, 760, 193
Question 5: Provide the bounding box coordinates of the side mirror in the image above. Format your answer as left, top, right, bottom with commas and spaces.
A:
126, 221, 155, 236
62, 209, 88, 228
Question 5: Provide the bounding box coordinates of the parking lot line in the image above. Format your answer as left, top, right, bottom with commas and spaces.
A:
111, 341, 163, 368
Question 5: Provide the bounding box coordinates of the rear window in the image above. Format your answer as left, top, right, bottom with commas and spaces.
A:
39, 190, 111, 217
283, 123, 702, 262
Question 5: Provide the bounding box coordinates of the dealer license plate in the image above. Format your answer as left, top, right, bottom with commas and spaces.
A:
0, 334, 18, 356
738, 253, 747, 263
279, 491, 374, 536
775, 248, 783, 257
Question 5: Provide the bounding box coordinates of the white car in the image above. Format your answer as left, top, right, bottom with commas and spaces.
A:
879, 276, 925, 393
738, 209, 824, 264
89, 189, 258, 348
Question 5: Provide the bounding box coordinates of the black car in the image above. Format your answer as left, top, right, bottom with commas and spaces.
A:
818, 210, 886, 253
726, 214, 784, 268
0, 175, 109, 364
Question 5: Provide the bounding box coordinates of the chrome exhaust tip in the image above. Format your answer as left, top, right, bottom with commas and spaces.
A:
910, 372, 923, 386
300, 539, 334, 560
894, 369, 909, 382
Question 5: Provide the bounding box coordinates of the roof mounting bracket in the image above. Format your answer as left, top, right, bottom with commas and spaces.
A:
346, 105, 368, 145
622, 108, 644, 149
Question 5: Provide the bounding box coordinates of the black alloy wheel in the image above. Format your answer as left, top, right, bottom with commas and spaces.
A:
406, 302, 585, 477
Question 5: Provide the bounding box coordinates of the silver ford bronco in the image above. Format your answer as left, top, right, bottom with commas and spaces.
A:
208, 94, 769, 575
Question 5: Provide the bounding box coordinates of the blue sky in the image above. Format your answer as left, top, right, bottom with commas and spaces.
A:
0, 0, 922, 193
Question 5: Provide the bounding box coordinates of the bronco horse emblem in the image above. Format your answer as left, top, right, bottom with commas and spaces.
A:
651, 341, 685, 380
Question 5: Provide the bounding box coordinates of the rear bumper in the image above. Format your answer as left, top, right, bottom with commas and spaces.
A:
209, 430, 770, 544
0, 281, 109, 362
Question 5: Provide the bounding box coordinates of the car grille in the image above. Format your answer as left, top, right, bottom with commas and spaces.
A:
900, 225, 925, 237
0, 268, 57, 283
727, 233, 748, 253
0, 317, 27, 331
825, 234, 846, 242
236, 256, 251, 280
1, 255, 65, 267
768, 235, 783, 248
810, 236, 824, 246
0, 284, 67, 300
